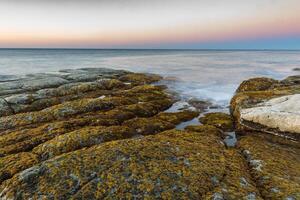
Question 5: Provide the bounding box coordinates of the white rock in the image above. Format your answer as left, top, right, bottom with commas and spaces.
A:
240, 94, 300, 134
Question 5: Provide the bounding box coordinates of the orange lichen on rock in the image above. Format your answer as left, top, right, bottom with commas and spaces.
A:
238, 133, 300, 199
0, 152, 38, 184
0, 130, 226, 199
0, 69, 299, 199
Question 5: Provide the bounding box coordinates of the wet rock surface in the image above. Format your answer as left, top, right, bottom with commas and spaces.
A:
293, 68, 300, 71
0, 69, 299, 199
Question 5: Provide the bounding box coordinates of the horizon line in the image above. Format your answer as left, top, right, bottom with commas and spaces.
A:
0, 48, 300, 51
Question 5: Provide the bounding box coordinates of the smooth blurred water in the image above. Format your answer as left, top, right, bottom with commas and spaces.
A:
0, 49, 299, 106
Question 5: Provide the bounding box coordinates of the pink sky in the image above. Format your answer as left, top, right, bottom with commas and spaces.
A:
0, 0, 299, 48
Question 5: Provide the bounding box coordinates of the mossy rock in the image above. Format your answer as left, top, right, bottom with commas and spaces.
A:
123, 111, 198, 136
199, 112, 234, 132
119, 73, 162, 85
32, 126, 137, 160
185, 125, 223, 137
4, 69, 297, 199
0, 85, 170, 131
238, 133, 300, 199
2, 79, 129, 116
280, 75, 300, 86
230, 75, 300, 135
204, 149, 263, 200
123, 118, 174, 136
235, 77, 279, 93
0, 99, 172, 156
0, 130, 227, 199
0, 152, 38, 184
156, 111, 199, 125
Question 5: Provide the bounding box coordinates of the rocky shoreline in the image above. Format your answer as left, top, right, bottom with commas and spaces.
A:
0, 68, 299, 199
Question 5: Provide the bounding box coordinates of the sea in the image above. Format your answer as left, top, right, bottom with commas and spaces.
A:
0, 49, 299, 108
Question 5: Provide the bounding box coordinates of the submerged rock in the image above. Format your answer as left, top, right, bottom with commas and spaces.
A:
293, 68, 300, 71
0, 75, 20, 82
187, 98, 214, 112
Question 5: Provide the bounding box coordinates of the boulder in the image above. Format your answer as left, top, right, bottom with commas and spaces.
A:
235, 77, 279, 93
240, 94, 300, 139
230, 75, 300, 137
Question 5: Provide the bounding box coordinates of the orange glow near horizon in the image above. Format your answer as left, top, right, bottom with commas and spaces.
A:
0, 0, 299, 48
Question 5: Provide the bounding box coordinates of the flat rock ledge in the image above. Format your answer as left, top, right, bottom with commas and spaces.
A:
0, 69, 299, 199
231, 75, 300, 139
241, 94, 300, 135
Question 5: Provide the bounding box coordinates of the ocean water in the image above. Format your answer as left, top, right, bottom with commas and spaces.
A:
0, 49, 299, 107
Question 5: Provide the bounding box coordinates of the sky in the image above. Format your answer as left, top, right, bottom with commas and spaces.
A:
0, 0, 300, 49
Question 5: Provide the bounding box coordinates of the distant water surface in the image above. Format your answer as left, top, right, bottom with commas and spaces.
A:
0, 49, 299, 107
